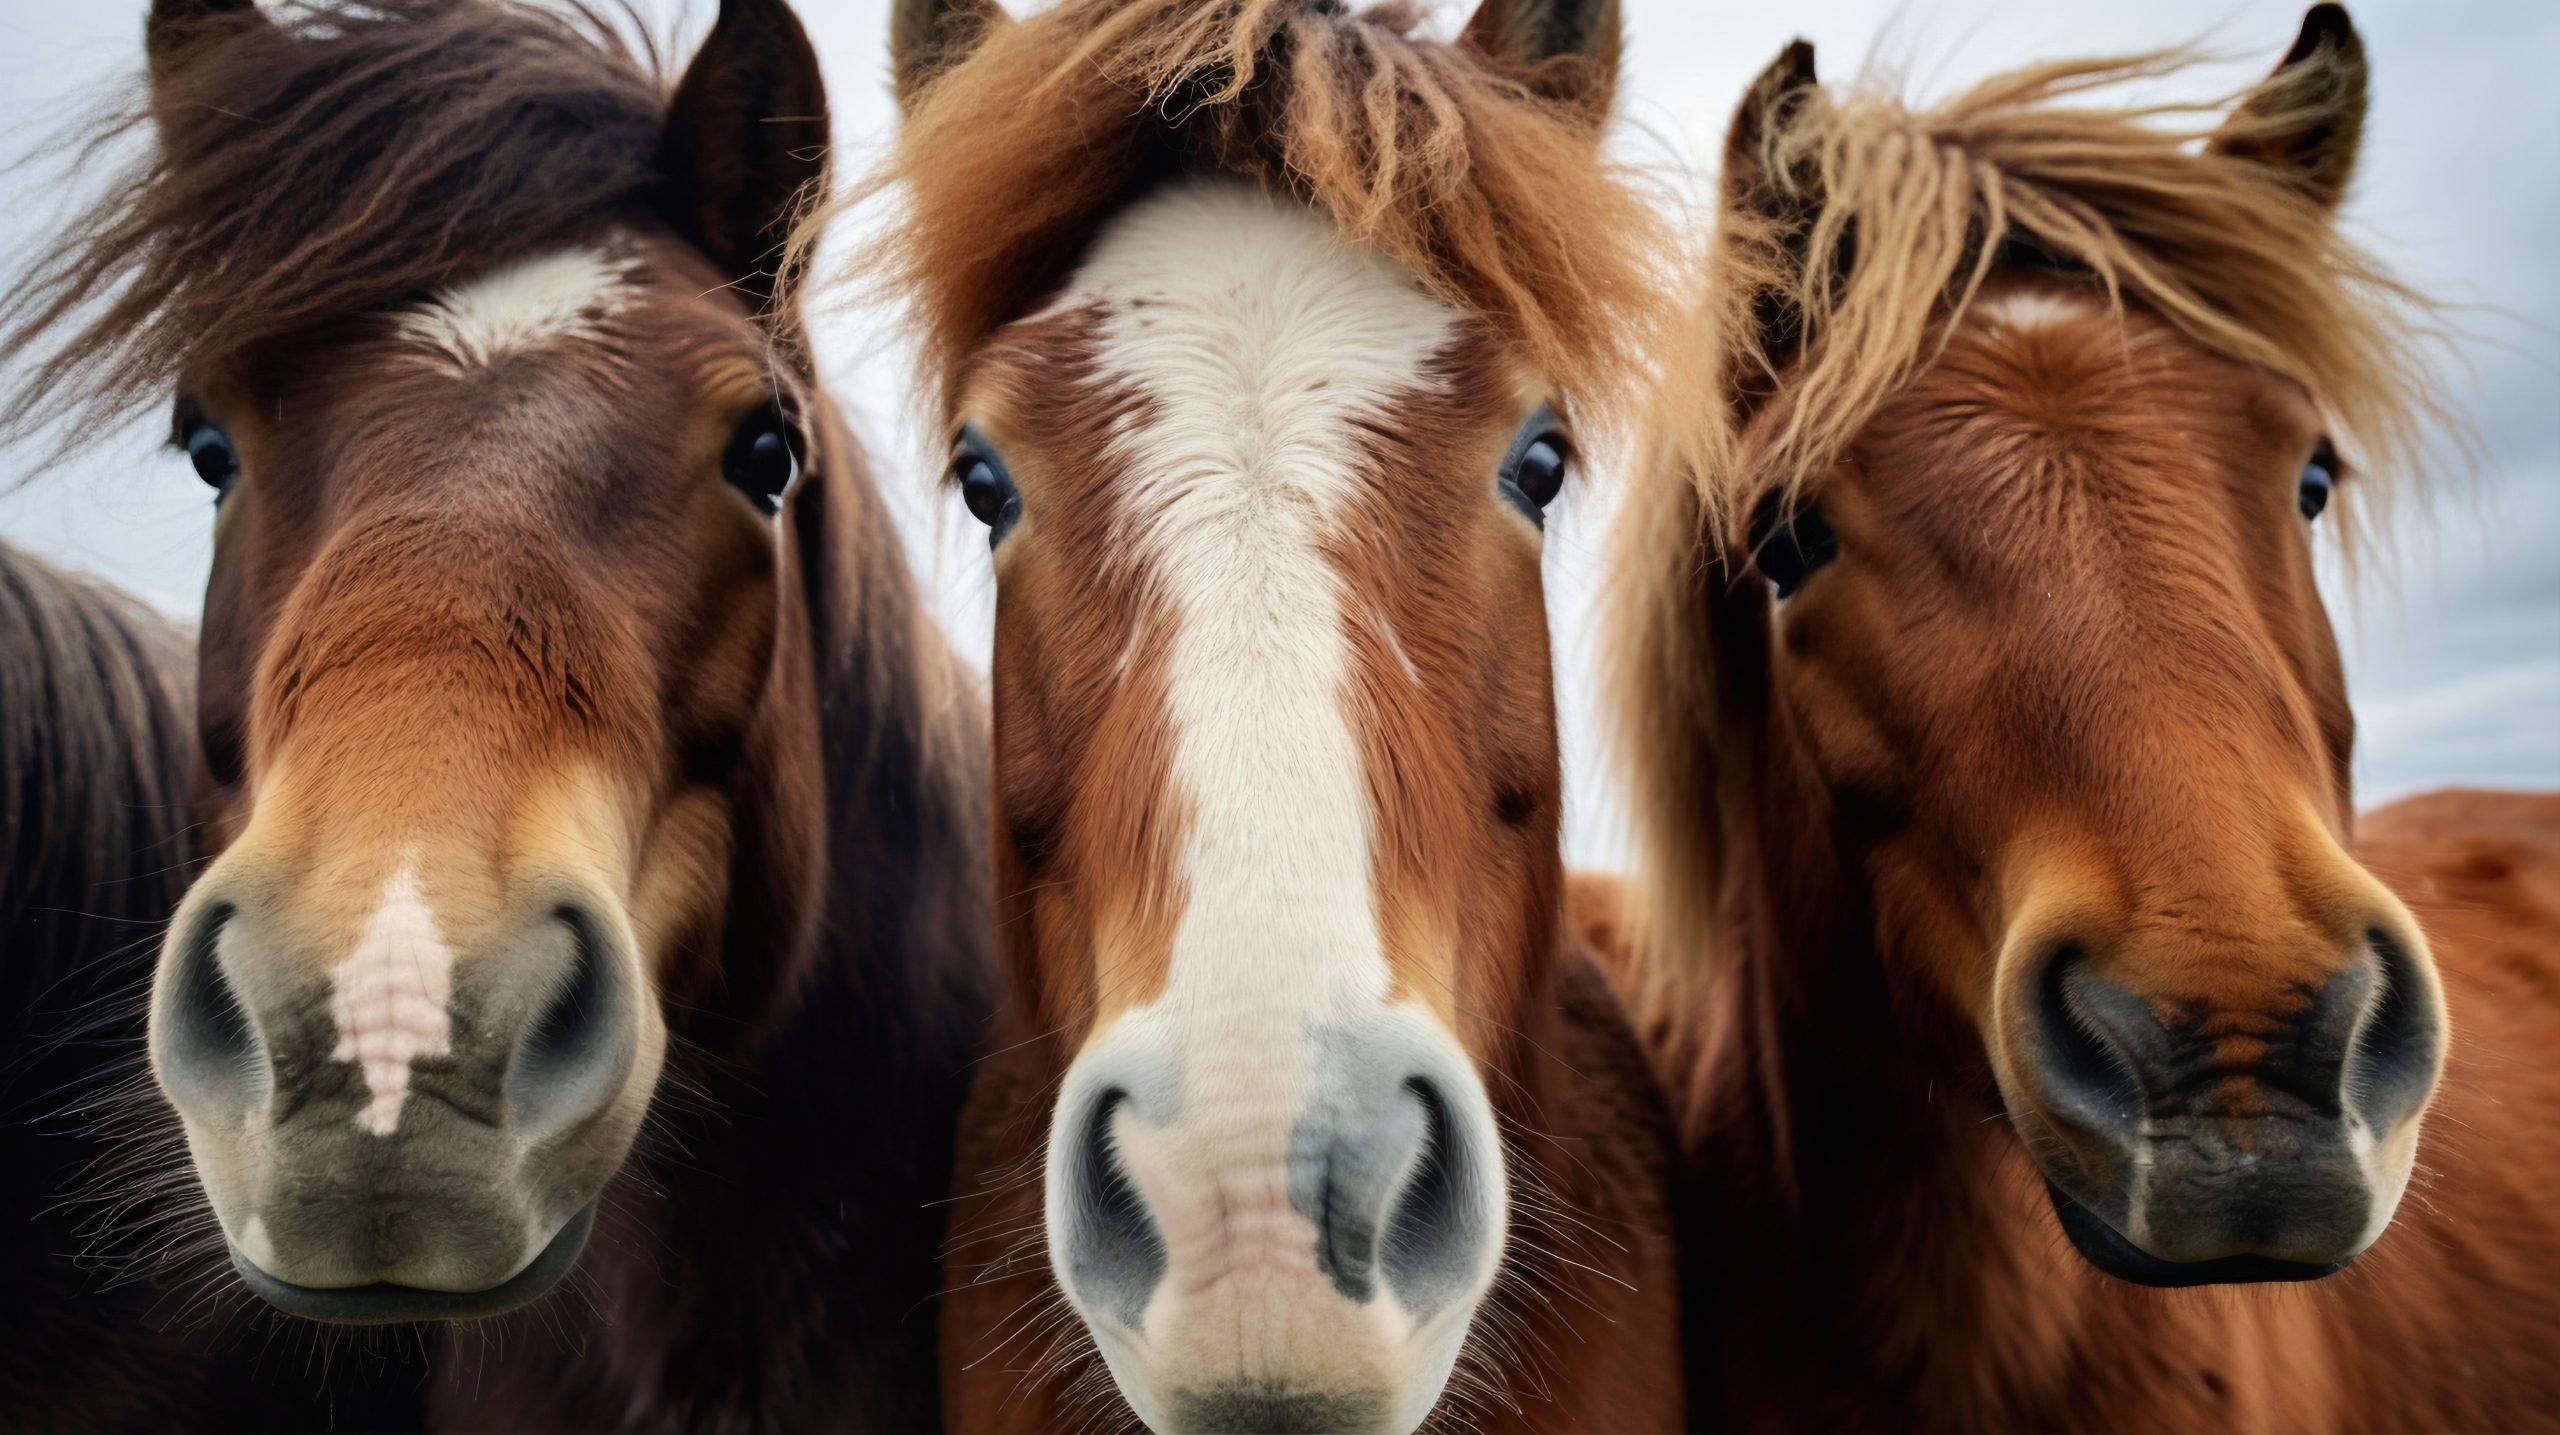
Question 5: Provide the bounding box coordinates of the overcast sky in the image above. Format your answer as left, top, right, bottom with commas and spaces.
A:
2, 0, 2551, 867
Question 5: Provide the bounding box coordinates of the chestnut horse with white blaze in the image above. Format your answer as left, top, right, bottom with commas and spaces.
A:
1, 0, 993, 1427
1602, 5, 2560, 1428
862, 1, 1682, 1430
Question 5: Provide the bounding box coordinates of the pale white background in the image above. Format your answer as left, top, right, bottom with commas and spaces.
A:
3, 1, 2553, 866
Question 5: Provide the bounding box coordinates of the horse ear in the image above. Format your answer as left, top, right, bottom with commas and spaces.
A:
1459, 0, 1623, 122
2208, 4, 2367, 210
658, 0, 830, 315
1723, 40, 1822, 371
145, 0, 268, 86
891, 0, 1006, 114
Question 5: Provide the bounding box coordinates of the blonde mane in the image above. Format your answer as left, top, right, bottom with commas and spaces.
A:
1663, 49, 2456, 546
827, 0, 1674, 433
1612, 46, 2463, 1026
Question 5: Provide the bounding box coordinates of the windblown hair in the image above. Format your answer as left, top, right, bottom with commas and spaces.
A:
839, 0, 1674, 431
1664, 50, 2456, 544
0, 0, 666, 467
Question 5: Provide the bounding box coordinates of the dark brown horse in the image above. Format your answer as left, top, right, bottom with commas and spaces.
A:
858, 2, 1684, 1430
1, 1, 993, 1428
1603, 6, 2560, 1429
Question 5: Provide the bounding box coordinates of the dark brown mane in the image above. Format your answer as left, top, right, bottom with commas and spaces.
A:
840, 0, 1673, 430
0, 0, 669, 467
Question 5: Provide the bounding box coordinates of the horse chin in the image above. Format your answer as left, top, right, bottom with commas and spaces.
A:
225, 1202, 597, 1325
2042, 1181, 2353, 1289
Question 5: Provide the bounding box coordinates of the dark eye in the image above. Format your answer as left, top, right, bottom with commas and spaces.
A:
721, 402, 801, 515
1748, 493, 1839, 599
953, 431, 1021, 548
1499, 406, 1572, 524
2299, 441, 2336, 521
181, 416, 240, 496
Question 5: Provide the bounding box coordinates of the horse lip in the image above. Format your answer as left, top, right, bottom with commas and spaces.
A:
2042, 1180, 2351, 1289
227, 1202, 596, 1325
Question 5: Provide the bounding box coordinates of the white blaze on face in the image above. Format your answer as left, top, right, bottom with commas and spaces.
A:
327, 862, 458, 1136
1075, 175, 1456, 1066
396, 246, 633, 374
1045, 181, 1501, 1395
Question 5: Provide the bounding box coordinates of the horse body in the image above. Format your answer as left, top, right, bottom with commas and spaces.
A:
3, 2, 992, 1428
1607, 7, 2560, 1430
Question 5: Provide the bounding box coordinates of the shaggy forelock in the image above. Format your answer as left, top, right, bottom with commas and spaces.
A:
832, 0, 1677, 439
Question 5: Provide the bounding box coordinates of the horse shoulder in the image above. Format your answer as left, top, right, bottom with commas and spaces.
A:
2335, 788, 2560, 1429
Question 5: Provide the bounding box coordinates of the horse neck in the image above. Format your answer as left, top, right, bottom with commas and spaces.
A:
1685, 688, 2081, 1422
794, 441, 991, 1004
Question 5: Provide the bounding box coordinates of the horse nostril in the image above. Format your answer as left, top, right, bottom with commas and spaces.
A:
158, 904, 264, 1116
2345, 925, 2445, 1132
1064, 1088, 1166, 1326
506, 905, 634, 1135
2029, 943, 2142, 1137
1381, 1075, 1487, 1320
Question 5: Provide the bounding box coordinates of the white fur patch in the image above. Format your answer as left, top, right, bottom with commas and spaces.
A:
396, 247, 632, 373
327, 863, 457, 1136
1074, 178, 1455, 1044
1973, 286, 2097, 332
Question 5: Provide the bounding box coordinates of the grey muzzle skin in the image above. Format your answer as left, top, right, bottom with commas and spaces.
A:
2017, 932, 2445, 1287
154, 895, 637, 1322
1048, 1008, 1506, 1435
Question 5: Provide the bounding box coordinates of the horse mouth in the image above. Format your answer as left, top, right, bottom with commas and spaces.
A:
227, 1202, 596, 1324
2043, 1181, 2351, 1288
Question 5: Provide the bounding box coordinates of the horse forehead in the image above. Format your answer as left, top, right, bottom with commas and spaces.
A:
394, 244, 642, 375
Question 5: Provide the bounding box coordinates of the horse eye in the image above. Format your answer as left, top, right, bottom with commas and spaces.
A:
1499, 406, 1571, 524
721, 403, 800, 515
1748, 494, 1839, 599
954, 445, 1021, 549
2299, 442, 2337, 521
182, 418, 240, 496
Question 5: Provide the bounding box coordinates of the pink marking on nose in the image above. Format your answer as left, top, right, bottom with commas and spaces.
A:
327, 864, 457, 1136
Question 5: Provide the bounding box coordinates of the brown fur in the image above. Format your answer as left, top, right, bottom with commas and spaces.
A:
1606, 16, 2560, 1432
1, 4, 994, 1429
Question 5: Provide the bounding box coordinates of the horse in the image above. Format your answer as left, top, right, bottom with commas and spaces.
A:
1602, 5, 2560, 1428
855, 1, 1685, 1430
0, 1, 995, 1428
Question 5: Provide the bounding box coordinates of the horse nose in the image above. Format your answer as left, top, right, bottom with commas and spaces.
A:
2016, 914, 2445, 1268
1053, 1063, 1498, 1330
156, 888, 637, 1145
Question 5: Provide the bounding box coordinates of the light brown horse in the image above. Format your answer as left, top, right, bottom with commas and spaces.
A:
1, 1, 993, 1428
1603, 5, 2560, 1429
861, 1, 1682, 1430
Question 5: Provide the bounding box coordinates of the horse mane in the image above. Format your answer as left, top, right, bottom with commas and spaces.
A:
0, 542, 196, 967
1662, 49, 2456, 545
0, 0, 668, 468
1612, 48, 2460, 1023
841, 0, 1673, 432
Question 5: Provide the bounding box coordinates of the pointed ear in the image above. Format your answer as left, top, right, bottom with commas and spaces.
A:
1460, 0, 1622, 123
658, 0, 830, 316
2208, 4, 2367, 210
145, 0, 269, 88
1723, 41, 1823, 371
891, 0, 1006, 114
